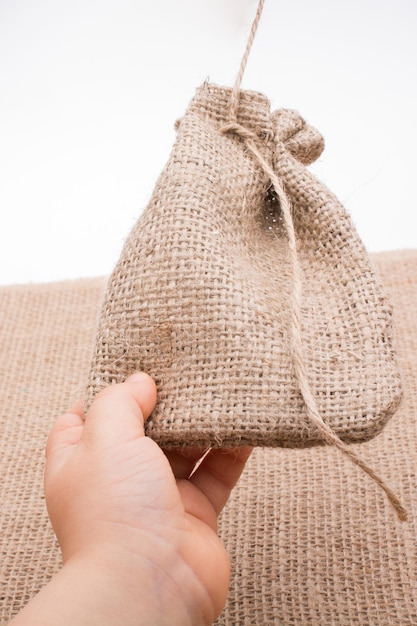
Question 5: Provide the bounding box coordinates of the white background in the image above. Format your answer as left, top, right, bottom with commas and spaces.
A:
1, 0, 416, 285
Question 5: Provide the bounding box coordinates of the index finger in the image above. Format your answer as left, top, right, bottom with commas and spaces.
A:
189, 447, 252, 516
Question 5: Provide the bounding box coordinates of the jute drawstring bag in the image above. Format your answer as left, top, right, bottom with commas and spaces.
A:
86, 1, 405, 517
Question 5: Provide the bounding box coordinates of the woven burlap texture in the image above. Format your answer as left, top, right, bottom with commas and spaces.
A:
0, 251, 416, 624
85, 83, 401, 448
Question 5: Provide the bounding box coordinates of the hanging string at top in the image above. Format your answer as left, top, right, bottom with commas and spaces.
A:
228, 0, 265, 123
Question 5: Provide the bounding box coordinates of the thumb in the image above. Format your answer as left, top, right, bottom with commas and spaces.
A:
82, 373, 157, 448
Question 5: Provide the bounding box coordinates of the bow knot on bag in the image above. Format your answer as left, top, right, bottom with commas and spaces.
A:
220, 108, 324, 165
272, 109, 325, 164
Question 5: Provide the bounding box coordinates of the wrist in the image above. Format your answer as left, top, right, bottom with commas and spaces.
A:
10, 540, 214, 626
56, 515, 222, 625
65, 542, 211, 626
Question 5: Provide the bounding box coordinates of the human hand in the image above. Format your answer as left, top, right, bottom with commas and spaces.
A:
11, 373, 251, 626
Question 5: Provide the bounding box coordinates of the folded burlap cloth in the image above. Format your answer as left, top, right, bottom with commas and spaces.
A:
86, 82, 402, 480
1, 252, 416, 624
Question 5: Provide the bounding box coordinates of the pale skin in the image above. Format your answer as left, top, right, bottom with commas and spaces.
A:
9, 373, 251, 626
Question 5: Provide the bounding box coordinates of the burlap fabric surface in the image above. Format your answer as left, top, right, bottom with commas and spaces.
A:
86, 83, 402, 449
0, 250, 416, 624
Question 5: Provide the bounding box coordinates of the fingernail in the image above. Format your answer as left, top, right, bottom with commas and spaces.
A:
126, 372, 148, 383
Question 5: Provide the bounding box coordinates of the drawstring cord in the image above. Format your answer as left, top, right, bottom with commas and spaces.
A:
220, 0, 407, 521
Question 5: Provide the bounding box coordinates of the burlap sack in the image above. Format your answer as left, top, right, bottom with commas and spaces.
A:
86, 83, 401, 449
0, 250, 415, 625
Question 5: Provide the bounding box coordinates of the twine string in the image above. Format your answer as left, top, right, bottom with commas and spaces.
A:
228, 0, 265, 124
221, 121, 408, 522
220, 0, 407, 521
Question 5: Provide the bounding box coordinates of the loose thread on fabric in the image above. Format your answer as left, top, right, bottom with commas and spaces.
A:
221, 0, 407, 521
